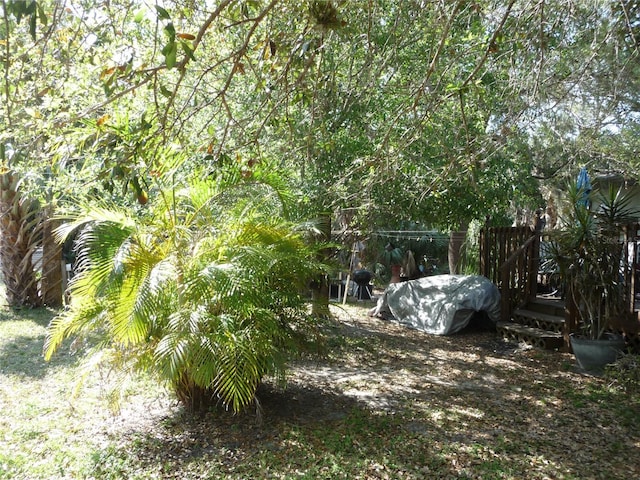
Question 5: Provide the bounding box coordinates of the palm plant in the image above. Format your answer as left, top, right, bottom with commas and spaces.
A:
550, 183, 638, 340
0, 169, 43, 307
44, 162, 328, 414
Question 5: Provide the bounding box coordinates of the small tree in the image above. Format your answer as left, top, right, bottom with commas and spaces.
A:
44, 161, 328, 414
550, 183, 638, 339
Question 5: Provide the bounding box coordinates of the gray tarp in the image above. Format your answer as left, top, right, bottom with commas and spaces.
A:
369, 275, 501, 335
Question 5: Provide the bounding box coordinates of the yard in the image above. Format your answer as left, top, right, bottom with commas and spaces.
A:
1, 300, 639, 479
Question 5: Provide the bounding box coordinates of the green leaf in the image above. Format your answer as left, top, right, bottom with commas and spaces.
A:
37, 3, 47, 27
166, 44, 177, 69
162, 41, 177, 69
181, 41, 195, 61
160, 85, 172, 98
155, 5, 171, 20
134, 8, 145, 23
29, 11, 37, 40
164, 22, 176, 41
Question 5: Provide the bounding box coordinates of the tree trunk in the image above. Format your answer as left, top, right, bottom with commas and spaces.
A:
447, 231, 466, 274
310, 213, 331, 318
311, 277, 331, 317
0, 171, 43, 307
41, 211, 64, 308
448, 224, 468, 275
173, 373, 220, 413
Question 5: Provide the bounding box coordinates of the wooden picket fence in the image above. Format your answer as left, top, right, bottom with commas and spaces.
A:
480, 218, 640, 350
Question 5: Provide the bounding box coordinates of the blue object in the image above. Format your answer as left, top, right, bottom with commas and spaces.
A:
576, 167, 592, 207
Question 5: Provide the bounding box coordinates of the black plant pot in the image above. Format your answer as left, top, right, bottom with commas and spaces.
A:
570, 333, 626, 374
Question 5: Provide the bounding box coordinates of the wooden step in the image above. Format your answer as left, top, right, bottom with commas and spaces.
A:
497, 321, 564, 350
513, 308, 564, 333
526, 297, 565, 317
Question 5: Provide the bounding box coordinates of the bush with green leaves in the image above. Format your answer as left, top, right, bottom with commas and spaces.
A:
44, 163, 328, 414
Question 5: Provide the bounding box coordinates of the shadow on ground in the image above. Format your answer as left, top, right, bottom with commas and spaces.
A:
0, 307, 77, 378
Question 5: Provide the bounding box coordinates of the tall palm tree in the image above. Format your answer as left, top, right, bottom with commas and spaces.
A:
0, 169, 43, 307
44, 165, 328, 413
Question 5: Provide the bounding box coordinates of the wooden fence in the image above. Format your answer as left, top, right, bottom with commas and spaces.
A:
481, 218, 640, 341
479, 216, 543, 323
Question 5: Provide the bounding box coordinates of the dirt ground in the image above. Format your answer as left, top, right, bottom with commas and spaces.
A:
89, 300, 639, 479
280, 302, 569, 418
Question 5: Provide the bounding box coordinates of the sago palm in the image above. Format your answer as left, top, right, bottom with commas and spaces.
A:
44, 166, 328, 413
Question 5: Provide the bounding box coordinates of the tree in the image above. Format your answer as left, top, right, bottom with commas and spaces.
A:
506, 1, 640, 189
0, 169, 42, 306
4, 0, 638, 225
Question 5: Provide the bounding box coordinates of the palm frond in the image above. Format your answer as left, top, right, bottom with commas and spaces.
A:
53, 205, 136, 245
154, 325, 191, 380
596, 185, 640, 228
135, 258, 179, 333
44, 297, 107, 360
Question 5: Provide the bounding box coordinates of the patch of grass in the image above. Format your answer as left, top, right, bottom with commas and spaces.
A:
0, 305, 167, 479
605, 353, 640, 394
88, 444, 141, 480
564, 381, 640, 422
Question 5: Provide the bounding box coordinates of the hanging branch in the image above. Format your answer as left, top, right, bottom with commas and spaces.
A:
163, 0, 279, 138
2, 0, 12, 129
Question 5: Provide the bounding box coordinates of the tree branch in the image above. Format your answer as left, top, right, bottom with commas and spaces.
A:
2, 0, 12, 128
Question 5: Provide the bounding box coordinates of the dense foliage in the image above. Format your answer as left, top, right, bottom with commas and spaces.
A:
3, 1, 637, 227
3, 0, 640, 412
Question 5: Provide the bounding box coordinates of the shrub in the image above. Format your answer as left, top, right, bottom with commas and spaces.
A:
45, 165, 328, 414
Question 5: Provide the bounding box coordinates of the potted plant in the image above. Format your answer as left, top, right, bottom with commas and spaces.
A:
550, 182, 637, 372
382, 242, 404, 283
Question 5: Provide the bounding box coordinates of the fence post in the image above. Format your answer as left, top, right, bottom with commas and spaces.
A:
564, 285, 578, 352
527, 210, 544, 302
480, 216, 491, 277
500, 261, 510, 323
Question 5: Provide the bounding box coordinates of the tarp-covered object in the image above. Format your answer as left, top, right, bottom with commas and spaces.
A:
369, 275, 501, 335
